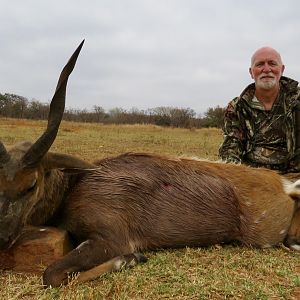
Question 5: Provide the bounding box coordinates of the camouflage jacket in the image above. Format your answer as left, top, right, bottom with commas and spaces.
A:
219, 76, 300, 172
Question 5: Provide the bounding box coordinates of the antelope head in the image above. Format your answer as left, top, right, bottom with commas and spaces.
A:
0, 40, 93, 249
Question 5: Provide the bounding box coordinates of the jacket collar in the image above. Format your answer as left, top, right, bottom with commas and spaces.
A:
240, 76, 299, 104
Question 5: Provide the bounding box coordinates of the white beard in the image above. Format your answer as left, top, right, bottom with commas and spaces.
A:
256, 77, 277, 90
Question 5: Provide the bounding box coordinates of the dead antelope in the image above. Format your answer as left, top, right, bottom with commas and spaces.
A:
0, 41, 300, 288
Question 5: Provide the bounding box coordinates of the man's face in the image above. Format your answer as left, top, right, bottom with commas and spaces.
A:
249, 48, 285, 90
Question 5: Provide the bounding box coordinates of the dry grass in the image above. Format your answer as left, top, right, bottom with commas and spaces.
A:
0, 118, 299, 300
0, 118, 221, 161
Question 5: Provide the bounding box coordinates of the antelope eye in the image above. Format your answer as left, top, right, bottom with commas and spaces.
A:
28, 179, 37, 192
21, 179, 37, 196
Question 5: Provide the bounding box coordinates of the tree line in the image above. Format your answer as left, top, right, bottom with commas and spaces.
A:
0, 93, 225, 128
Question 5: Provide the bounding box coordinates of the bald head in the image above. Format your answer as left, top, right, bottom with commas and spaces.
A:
251, 47, 283, 67
249, 46, 285, 91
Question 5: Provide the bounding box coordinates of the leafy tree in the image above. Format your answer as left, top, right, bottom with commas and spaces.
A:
0, 93, 28, 118
202, 106, 225, 128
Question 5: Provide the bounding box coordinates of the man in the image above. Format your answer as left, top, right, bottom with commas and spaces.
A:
219, 47, 300, 173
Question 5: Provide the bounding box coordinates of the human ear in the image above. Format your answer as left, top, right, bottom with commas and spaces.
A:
249, 67, 254, 79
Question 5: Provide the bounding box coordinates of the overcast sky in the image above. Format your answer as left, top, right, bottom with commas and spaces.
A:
1, 0, 300, 115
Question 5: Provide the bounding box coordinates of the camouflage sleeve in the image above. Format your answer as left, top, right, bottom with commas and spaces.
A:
219, 98, 245, 163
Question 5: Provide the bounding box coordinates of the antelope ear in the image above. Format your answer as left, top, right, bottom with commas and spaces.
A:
43, 152, 97, 172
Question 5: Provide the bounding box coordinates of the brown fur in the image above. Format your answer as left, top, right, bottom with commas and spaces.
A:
44, 153, 299, 285
41, 153, 298, 286
1, 144, 300, 287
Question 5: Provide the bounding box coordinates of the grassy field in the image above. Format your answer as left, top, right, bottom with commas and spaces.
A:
0, 118, 299, 300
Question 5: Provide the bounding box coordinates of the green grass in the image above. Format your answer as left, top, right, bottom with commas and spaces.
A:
0, 118, 299, 299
